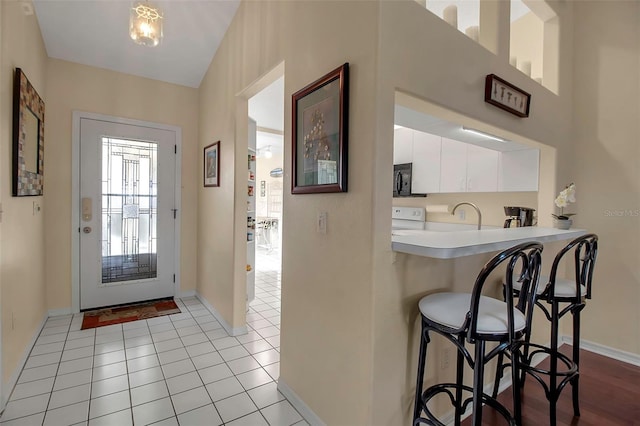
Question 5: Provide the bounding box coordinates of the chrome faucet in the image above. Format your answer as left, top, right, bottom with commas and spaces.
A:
451, 202, 482, 230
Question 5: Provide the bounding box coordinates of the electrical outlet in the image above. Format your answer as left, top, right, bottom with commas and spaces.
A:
458, 209, 466, 220
441, 347, 451, 370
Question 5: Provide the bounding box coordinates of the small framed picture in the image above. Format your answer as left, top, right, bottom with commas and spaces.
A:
292, 63, 349, 194
484, 74, 531, 117
204, 141, 220, 187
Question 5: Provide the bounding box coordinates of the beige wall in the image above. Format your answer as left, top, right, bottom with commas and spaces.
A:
370, 1, 574, 423
197, 1, 379, 423
571, 2, 640, 353
0, 2, 48, 383
44, 59, 199, 310
196, 0, 581, 423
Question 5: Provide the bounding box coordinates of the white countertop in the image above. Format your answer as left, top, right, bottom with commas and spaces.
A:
392, 226, 587, 259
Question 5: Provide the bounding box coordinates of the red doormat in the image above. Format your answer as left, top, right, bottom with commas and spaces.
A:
81, 299, 180, 330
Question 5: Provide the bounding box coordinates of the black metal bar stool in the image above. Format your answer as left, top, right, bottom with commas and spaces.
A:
412, 242, 543, 426
496, 233, 598, 426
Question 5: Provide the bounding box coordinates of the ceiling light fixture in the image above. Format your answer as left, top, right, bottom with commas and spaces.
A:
461, 126, 507, 142
130, 1, 163, 47
263, 146, 273, 159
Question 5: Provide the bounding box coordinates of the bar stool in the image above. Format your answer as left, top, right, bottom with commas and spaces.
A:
496, 233, 598, 426
413, 242, 543, 426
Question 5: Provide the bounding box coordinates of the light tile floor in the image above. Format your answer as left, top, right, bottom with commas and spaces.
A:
0, 249, 300, 426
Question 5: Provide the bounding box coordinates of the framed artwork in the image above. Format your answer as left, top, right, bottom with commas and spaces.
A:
484, 74, 531, 118
13, 68, 45, 196
292, 63, 349, 194
204, 141, 220, 187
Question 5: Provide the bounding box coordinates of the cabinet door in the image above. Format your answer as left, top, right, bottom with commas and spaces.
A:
440, 137, 468, 192
393, 128, 413, 165
466, 145, 499, 192
412, 131, 441, 193
499, 149, 540, 191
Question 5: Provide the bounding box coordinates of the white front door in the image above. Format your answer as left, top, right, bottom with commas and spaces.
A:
79, 118, 177, 310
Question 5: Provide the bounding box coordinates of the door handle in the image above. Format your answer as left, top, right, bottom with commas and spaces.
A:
83, 227, 92, 234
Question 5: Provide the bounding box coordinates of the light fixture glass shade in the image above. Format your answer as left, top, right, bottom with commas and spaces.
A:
264, 146, 273, 158
130, 1, 163, 47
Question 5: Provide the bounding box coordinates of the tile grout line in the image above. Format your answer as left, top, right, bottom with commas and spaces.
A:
4, 277, 291, 426
41, 316, 76, 426
143, 315, 180, 425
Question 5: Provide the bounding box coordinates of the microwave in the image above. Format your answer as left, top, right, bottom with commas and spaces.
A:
393, 163, 427, 197
393, 163, 412, 197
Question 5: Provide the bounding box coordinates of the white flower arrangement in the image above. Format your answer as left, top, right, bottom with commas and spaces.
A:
552, 183, 576, 220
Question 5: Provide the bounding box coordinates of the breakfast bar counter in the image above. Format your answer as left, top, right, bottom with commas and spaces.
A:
392, 226, 586, 259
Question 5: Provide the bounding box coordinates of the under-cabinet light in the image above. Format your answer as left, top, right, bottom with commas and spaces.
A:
461, 126, 506, 142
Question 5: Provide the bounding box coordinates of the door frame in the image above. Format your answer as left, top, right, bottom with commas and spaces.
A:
71, 111, 182, 313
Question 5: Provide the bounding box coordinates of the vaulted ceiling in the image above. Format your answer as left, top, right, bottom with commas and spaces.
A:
33, 0, 240, 88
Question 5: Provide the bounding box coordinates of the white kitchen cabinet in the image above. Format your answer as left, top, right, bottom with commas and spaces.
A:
439, 139, 499, 193
393, 128, 413, 165
393, 128, 539, 194
439, 137, 468, 192
466, 145, 499, 192
411, 131, 441, 193
499, 149, 540, 191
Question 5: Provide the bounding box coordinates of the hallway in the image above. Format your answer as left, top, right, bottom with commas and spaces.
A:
0, 262, 298, 426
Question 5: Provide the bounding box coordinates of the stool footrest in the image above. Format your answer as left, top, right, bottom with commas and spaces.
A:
415, 383, 517, 426
518, 342, 579, 400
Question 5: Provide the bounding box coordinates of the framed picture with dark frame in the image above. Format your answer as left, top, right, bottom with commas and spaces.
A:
484, 74, 531, 117
292, 63, 349, 194
203, 141, 220, 187
13, 68, 45, 196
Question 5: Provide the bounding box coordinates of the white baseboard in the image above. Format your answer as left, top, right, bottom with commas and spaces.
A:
194, 292, 247, 336
1, 313, 48, 410
561, 336, 640, 367
48, 308, 73, 317
177, 290, 196, 299
277, 379, 325, 426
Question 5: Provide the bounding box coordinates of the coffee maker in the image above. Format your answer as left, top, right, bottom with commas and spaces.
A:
504, 206, 536, 228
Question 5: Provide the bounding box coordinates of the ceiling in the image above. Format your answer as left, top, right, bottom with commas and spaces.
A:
249, 76, 284, 133
33, 0, 240, 88
249, 76, 285, 155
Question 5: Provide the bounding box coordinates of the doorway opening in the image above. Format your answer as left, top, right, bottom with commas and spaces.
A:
246, 75, 284, 359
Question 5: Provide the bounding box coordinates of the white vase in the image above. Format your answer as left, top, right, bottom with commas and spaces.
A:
553, 218, 572, 230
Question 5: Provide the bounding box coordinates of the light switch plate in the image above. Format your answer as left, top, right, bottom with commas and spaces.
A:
317, 211, 327, 234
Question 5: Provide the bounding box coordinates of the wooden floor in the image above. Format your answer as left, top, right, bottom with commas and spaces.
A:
462, 345, 640, 425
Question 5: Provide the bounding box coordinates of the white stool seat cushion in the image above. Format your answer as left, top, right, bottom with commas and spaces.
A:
419, 292, 526, 335
512, 275, 586, 298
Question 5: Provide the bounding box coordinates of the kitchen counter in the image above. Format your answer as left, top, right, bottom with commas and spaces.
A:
392, 226, 586, 259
